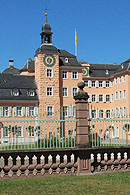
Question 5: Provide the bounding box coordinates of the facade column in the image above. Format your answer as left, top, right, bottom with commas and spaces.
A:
74, 81, 90, 148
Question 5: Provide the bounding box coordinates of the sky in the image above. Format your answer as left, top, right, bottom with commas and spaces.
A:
0, 0, 130, 72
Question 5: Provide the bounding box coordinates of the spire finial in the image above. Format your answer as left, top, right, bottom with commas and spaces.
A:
45, 9, 47, 24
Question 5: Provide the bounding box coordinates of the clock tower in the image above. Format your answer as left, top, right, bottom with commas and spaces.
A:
35, 12, 60, 118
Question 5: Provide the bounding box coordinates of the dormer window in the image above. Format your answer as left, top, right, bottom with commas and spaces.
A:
121, 64, 124, 69
106, 70, 109, 75
65, 58, 68, 63
29, 91, 35, 97
13, 90, 19, 96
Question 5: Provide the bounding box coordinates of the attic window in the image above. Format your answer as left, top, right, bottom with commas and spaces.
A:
29, 91, 35, 97
121, 64, 124, 69
65, 58, 68, 63
106, 70, 109, 75
13, 90, 19, 96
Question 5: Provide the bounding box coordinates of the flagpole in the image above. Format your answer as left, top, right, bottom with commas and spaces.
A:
75, 29, 77, 57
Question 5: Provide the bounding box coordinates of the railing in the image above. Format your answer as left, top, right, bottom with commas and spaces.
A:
89, 118, 130, 147
0, 116, 77, 150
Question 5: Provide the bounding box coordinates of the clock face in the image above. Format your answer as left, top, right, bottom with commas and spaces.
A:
82, 67, 89, 76
43, 54, 56, 67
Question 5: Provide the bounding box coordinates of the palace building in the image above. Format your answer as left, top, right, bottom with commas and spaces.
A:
0, 12, 129, 123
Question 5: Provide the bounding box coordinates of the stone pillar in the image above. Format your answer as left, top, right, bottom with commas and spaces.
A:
74, 81, 90, 148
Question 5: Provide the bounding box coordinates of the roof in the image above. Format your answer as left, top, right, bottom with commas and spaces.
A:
2, 66, 20, 75
21, 59, 34, 72
35, 44, 58, 55
0, 74, 38, 102
88, 64, 121, 78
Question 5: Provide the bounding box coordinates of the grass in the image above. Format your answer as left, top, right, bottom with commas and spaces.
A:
0, 172, 130, 195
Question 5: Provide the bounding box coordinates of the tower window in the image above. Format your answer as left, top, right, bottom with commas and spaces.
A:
46, 68, 53, 78
47, 106, 53, 116
46, 87, 53, 96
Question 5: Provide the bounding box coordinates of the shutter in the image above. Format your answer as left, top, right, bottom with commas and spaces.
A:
8, 107, 12, 117
88, 80, 91, 88
34, 107, 38, 117
0, 107, 3, 117
109, 81, 112, 88
89, 109, 92, 119
13, 107, 17, 117
95, 80, 99, 88
103, 109, 106, 118
26, 107, 29, 117
97, 109, 99, 119
88, 94, 91, 102
103, 94, 106, 102
103, 81, 106, 88
96, 94, 99, 102
22, 107, 25, 117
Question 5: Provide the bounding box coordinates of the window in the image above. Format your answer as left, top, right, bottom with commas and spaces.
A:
46, 69, 53, 78
3, 107, 8, 117
124, 107, 127, 117
65, 58, 68, 63
91, 81, 96, 87
13, 90, 19, 96
62, 70, 68, 79
91, 110, 96, 118
111, 94, 114, 102
3, 126, 9, 137
62, 87, 68, 97
119, 91, 122, 99
84, 80, 88, 87
72, 106, 76, 117
106, 95, 110, 102
46, 87, 53, 96
99, 110, 103, 118
16, 126, 22, 137
62, 106, 68, 117
116, 108, 119, 117
120, 107, 123, 117
29, 91, 35, 97
16, 107, 22, 117
92, 94, 96, 102
106, 80, 109, 87
115, 91, 118, 100
123, 75, 126, 82
27, 126, 35, 137
72, 71, 78, 79
115, 77, 117, 84
106, 110, 110, 118
123, 90, 126, 99
29, 107, 34, 116
99, 95, 103, 102
99, 81, 103, 87
119, 76, 121, 83
72, 87, 78, 97
47, 106, 53, 116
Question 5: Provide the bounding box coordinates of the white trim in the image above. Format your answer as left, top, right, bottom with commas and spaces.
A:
72, 70, 78, 79
46, 86, 53, 97
95, 80, 99, 88
62, 87, 68, 97
72, 87, 78, 97
46, 68, 53, 78
46, 105, 54, 117
62, 70, 68, 79
88, 80, 92, 88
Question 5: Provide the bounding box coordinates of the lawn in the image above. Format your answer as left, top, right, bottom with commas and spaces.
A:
0, 172, 130, 195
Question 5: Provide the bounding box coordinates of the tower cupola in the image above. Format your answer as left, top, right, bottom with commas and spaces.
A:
40, 12, 53, 45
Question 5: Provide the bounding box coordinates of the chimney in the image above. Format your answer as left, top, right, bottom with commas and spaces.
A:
9, 60, 14, 67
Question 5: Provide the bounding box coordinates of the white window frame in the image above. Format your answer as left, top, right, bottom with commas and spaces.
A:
84, 80, 88, 87
13, 90, 19, 96
62, 70, 68, 79
29, 91, 35, 97
46, 68, 53, 78
72, 71, 78, 79
115, 91, 118, 100
46, 87, 53, 96
99, 81, 103, 88
62, 87, 68, 97
123, 89, 126, 99
123, 75, 126, 82
72, 87, 78, 97
115, 77, 117, 85
91, 81, 96, 88
92, 94, 96, 102
106, 81, 109, 87
46, 106, 54, 117
29, 106, 34, 117
106, 94, 110, 102
99, 94, 103, 102
16, 106, 22, 117
62, 106, 68, 117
